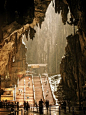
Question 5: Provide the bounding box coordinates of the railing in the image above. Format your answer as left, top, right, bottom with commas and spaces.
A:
39, 74, 45, 100
14, 85, 16, 101
32, 74, 35, 103
47, 75, 56, 104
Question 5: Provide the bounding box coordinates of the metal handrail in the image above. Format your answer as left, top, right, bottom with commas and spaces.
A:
47, 76, 56, 104
32, 74, 35, 103
39, 74, 45, 100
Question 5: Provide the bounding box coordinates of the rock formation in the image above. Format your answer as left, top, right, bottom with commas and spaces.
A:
57, 0, 86, 105
0, 0, 51, 76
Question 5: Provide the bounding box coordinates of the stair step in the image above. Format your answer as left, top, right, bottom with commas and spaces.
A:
16, 76, 54, 105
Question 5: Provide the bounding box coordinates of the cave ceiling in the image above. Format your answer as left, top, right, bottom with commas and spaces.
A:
0, 0, 86, 75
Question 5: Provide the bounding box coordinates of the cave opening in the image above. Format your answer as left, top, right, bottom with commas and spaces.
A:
23, 1, 75, 75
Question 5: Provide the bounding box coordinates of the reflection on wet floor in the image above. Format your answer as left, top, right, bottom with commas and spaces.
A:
24, 111, 40, 115
0, 105, 84, 115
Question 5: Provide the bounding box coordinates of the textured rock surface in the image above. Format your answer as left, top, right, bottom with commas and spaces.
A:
59, 0, 86, 103
0, 0, 51, 76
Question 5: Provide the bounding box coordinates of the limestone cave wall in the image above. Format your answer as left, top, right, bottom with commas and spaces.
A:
0, 0, 51, 77
58, 0, 86, 103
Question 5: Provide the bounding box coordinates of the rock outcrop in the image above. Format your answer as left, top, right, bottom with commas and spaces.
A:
0, 0, 51, 77
58, 0, 86, 104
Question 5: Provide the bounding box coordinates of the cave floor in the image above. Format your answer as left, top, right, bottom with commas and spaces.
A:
0, 107, 85, 115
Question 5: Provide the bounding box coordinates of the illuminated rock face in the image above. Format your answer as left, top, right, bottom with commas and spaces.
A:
0, 0, 51, 76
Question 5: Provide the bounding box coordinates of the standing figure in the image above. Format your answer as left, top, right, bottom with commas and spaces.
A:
46, 89, 49, 97
24, 101, 26, 110
0, 101, 3, 108
45, 80, 47, 85
28, 78, 30, 87
39, 99, 44, 114
45, 100, 49, 113
26, 101, 30, 112
28, 82, 30, 87
63, 101, 66, 113
17, 102, 19, 110
19, 89, 20, 95
20, 89, 23, 94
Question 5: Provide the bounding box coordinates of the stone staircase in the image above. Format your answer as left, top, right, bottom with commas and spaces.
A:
41, 75, 55, 105
15, 75, 55, 106
16, 76, 34, 106
33, 76, 43, 104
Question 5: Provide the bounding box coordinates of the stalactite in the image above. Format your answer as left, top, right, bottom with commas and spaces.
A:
25, 30, 28, 41
29, 26, 36, 40
55, 0, 60, 14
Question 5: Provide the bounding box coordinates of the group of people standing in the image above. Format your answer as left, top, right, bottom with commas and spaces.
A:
38, 99, 49, 114
24, 101, 30, 111
23, 99, 49, 114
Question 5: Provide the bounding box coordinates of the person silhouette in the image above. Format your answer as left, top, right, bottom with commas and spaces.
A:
39, 99, 44, 114
45, 100, 49, 113
63, 101, 66, 113
26, 101, 30, 112
24, 101, 26, 111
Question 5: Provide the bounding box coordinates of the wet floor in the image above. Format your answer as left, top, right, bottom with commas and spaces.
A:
0, 106, 85, 115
